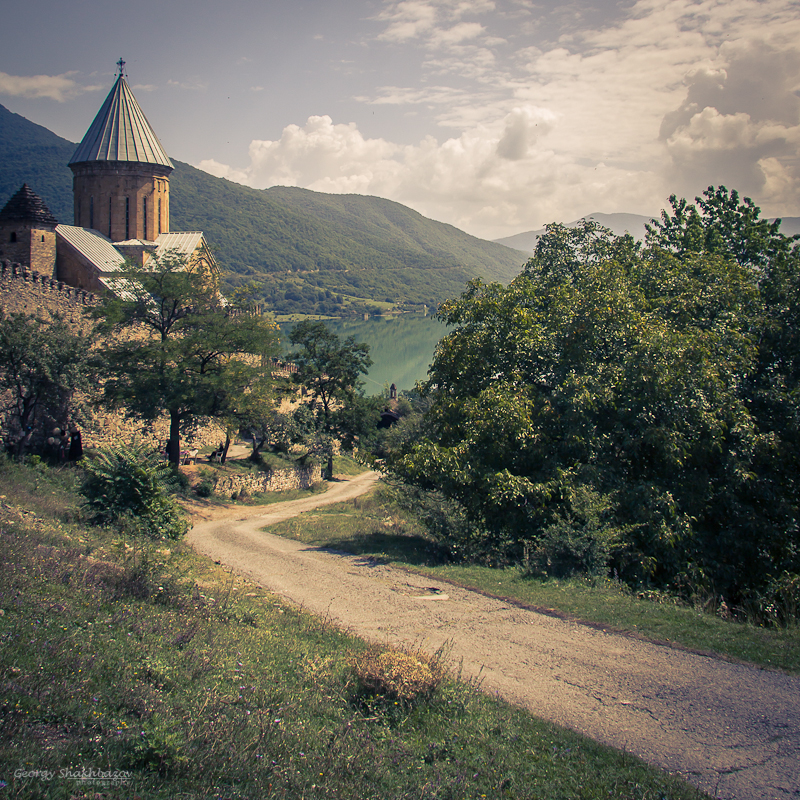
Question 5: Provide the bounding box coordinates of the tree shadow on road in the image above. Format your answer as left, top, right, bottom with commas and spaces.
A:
310, 531, 450, 567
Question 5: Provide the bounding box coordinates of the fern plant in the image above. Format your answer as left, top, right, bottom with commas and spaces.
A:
80, 443, 188, 540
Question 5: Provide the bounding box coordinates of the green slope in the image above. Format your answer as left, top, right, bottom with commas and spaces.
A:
0, 103, 527, 313
0, 104, 75, 223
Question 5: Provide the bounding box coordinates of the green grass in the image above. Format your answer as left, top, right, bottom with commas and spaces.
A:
268, 485, 800, 675
0, 456, 708, 799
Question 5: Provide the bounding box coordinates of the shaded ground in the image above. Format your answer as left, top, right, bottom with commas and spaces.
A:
187, 473, 800, 800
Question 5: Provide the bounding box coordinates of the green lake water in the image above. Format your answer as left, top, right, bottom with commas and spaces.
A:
280, 314, 447, 396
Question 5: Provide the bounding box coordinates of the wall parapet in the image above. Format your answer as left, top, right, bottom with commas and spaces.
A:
1, 259, 99, 320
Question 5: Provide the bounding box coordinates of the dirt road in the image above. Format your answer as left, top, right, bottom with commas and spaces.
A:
188, 473, 800, 800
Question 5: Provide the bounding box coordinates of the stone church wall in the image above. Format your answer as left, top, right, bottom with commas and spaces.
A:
213, 465, 318, 498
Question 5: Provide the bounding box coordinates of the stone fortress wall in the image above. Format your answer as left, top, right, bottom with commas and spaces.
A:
0, 259, 227, 454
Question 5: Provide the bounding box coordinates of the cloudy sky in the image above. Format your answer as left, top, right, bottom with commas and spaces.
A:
1, 0, 799, 240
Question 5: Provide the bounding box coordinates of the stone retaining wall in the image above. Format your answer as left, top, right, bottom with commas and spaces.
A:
213, 466, 319, 497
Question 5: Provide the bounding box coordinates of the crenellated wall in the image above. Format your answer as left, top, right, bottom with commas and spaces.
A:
0, 260, 98, 327
0, 258, 227, 455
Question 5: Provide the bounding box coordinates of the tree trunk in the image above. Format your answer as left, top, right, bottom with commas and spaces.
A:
219, 431, 232, 465
168, 411, 181, 466
326, 451, 334, 481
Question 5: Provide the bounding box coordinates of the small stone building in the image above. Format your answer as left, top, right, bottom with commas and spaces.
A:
0, 184, 59, 276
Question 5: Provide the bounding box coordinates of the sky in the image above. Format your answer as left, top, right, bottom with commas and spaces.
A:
1, 0, 799, 241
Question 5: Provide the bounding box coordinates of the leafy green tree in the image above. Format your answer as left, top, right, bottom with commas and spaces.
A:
93, 250, 281, 465
388, 201, 800, 606
645, 185, 795, 268
289, 320, 374, 478
0, 313, 93, 456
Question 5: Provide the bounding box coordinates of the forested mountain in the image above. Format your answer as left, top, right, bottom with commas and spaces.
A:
0, 104, 527, 315
0, 104, 74, 223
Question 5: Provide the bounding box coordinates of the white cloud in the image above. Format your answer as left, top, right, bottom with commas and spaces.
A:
199, 0, 800, 238
196, 106, 658, 240
167, 78, 207, 91
0, 71, 98, 102
659, 37, 800, 210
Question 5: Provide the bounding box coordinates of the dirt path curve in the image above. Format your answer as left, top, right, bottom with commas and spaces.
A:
187, 473, 800, 800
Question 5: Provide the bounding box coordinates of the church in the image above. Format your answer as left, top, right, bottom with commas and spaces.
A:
0, 59, 216, 292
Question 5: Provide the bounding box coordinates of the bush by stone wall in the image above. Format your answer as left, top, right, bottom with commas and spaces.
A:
213, 466, 319, 497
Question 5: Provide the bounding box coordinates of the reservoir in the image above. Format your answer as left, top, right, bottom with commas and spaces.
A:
280, 314, 447, 396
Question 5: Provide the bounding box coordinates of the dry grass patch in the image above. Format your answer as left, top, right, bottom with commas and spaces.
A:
349, 642, 449, 708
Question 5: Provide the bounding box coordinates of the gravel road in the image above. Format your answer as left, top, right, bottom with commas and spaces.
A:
187, 472, 800, 800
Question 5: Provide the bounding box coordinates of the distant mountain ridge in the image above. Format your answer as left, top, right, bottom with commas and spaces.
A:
0, 103, 527, 315
495, 211, 800, 253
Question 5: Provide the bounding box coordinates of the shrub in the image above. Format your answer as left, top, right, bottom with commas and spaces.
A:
194, 480, 214, 498
80, 443, 188, 540
520, 487, 624, 579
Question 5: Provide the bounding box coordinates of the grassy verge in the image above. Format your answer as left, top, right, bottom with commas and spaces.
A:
269, 485, 800, 675
0, 457, 708, 799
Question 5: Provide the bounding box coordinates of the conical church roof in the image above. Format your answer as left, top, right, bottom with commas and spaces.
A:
69, 73, 173, 169
0, 184, 59, 226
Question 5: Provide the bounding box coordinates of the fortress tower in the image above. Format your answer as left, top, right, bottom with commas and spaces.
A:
0, 184, 59, 275
69, 59, 172, 243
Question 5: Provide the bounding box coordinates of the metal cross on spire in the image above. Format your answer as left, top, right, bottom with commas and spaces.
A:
116, 58, 126, 77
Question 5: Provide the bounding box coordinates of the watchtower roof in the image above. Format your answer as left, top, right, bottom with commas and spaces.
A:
69, 73, 173, 169
0, 184, 59, 226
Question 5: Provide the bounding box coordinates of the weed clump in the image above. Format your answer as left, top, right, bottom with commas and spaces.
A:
350, 643, 448, 708
194, 480, 214, 498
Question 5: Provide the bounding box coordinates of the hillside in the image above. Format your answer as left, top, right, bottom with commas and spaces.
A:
495, 211, 800, 253
0, 104, 527, 315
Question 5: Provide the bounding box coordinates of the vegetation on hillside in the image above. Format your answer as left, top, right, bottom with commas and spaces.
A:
0, 456, 708, 799
171, 168, 526, 313
0, 104, 74, 222
385, 187, 800, 619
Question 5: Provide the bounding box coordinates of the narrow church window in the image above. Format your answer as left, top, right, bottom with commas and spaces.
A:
9, 232, 16, 243
125, 197, 130, 240
108, 197, 112, 238
90, 196, 94, 229
158, 198, 162, 235
41, 234, 45, 242
143, 197, 148, 240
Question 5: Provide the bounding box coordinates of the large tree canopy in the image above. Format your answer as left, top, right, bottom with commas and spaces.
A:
388, 188, 800, 607
94, 250, 281, 465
